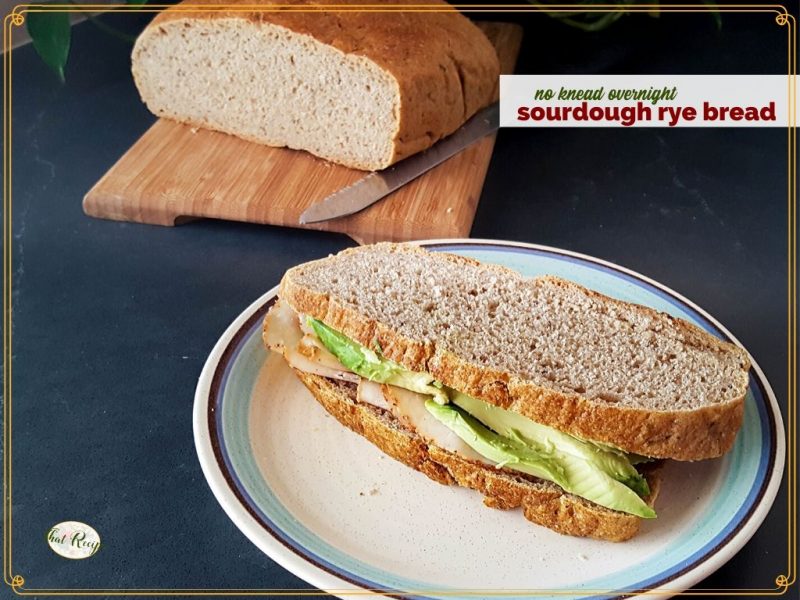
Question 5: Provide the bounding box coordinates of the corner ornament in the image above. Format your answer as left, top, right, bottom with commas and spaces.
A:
775, 573, 791, 592
775, 10, 790, 26
10, 12, 24, 26
10, 574, 25, 590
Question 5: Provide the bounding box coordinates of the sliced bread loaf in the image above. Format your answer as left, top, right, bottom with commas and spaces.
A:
296, 370, 661, 541
131, 0, 500, 170
280, 243, 752, 460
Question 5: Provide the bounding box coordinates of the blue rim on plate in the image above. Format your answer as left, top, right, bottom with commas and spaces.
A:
195, 240, 785, 599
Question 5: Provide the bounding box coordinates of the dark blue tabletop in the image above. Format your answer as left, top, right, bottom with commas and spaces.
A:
6, 5, 793, 599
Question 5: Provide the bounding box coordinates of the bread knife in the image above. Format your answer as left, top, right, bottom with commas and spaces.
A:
298, 102, 500, 225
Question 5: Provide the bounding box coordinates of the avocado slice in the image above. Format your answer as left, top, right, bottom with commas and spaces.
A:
308, 318, 449, 404
425, 400, 656, 518
582, 438, 655, 466
451, 392, 650, 498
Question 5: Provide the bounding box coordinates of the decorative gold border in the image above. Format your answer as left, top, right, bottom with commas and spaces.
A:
2, 2, 796, 597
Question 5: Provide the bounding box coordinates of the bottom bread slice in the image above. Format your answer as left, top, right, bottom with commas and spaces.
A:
295, 369, 662, 542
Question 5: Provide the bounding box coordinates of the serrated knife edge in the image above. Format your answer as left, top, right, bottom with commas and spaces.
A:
298, 173, 389, 225
298, 102, 499, 225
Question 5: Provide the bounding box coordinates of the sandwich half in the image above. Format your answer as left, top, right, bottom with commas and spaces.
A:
262, 243, 751, 541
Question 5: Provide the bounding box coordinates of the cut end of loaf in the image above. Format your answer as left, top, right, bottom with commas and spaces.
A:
132, 18, 400, 170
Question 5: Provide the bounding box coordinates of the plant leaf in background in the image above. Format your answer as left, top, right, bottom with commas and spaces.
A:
700, 0, 723, 30
529, 0, 721, 32
26, 11, 71, 82
27, 0, 149, 80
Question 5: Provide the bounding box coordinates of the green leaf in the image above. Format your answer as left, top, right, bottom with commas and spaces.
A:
700, 0, 722, 30
557, 12, 624, 33
26, 12, 71, 82
528, 0, 721, 32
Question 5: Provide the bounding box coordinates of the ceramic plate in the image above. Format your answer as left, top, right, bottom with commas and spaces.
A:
194, 240, 785, 599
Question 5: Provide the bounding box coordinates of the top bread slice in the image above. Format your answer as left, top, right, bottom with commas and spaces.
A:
279, 243, 752, 461
131, 0, 500, 171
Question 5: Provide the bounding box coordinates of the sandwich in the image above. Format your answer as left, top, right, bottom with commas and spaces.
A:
262, 243, 751, 541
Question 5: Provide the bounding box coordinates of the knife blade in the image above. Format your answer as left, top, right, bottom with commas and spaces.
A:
299, 102, 500, 225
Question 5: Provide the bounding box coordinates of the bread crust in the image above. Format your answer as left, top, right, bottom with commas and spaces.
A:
280, 244, 750, 461
135, 0, 500, 169
295, 370, 661, 542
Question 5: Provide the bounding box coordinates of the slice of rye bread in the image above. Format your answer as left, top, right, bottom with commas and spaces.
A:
295, 370, 661, 542
279, 243, 751, 461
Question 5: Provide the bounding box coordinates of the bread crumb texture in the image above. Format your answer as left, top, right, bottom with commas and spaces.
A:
131, 0, 500, 170
281, 243, 751, 460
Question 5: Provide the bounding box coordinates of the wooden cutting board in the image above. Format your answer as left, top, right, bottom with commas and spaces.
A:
83, 23, 522, 244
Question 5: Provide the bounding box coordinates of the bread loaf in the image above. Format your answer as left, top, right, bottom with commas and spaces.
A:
131, 0, 500, 170
279, 243, 751, 461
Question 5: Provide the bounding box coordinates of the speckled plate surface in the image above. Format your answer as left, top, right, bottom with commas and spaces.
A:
193, 240, 785, 600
